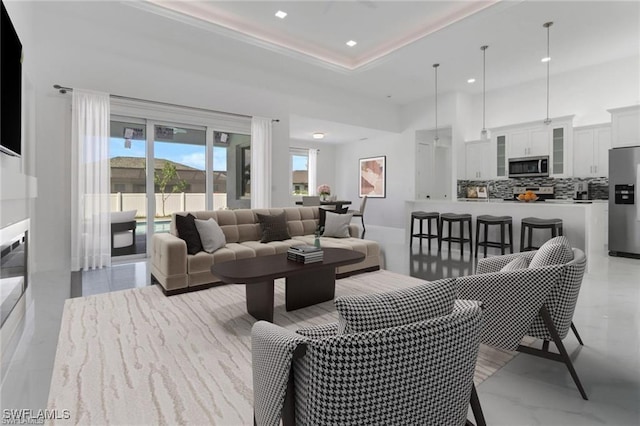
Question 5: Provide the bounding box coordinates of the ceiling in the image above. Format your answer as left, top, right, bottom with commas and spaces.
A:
146, 0, 499, 70
129, 0, 640, 143
50, 1, 638, 144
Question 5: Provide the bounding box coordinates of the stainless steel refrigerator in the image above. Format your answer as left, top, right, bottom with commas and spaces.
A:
609, 146, 640, 258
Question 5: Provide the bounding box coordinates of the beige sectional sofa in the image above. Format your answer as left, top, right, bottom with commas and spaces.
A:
151, 207, 381, 295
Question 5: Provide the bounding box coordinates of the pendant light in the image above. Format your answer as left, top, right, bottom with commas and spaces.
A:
543, 21, 553, 125
480, 45, 489, 140
433, 63, 440, 144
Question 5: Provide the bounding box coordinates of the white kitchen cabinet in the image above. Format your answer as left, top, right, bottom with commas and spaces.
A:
491, 116, 573, 177
608, 105, 640, 148
573, 124, 611, 177
465, 140, 490, 179
505, 126, 557, 158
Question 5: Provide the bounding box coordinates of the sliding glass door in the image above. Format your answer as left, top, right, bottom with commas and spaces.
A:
152, 124, 206, 235
109, 111, 250, 259
110, 119, 147, 257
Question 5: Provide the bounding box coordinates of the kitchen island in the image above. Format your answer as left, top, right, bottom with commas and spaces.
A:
406, 199, 607, 270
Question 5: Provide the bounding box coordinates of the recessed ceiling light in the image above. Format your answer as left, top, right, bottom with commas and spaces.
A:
275, 10, 287, 19
312, 132, 325, 139
541, 57, 551, 62
346, 40, 357, 47
467, 78, 476, 83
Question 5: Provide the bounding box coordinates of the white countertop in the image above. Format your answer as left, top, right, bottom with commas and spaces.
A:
420, 198, 608, 205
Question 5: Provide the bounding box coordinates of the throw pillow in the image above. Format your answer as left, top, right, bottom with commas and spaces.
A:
322, 211, 353, 238
194, 218, 226, 253
500, 256, 531, 272
318, 207, 348, 228
256, 212, 291, 243
529, 236, 574, 268
175, 213, 203, 255
335, 278, 456, 334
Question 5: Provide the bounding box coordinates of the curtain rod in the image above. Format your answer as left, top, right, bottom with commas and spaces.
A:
53, 85, 280, 123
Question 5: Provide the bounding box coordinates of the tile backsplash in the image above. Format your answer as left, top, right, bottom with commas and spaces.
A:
457, 176, 609, 200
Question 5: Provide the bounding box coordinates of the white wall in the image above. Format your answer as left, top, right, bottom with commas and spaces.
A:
1, 1, 37, 229
25, 2, 399, 271
334, 132, 408, 229
463, 55, 640, 138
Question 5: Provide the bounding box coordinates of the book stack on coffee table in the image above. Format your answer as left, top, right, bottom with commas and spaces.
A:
287, 245, 324, 264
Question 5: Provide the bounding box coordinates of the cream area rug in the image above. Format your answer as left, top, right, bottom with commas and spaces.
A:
48, 270, 516, 425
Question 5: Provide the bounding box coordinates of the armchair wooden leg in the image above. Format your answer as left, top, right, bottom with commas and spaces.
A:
571, 322, 584, 346
469, 383, 486, 426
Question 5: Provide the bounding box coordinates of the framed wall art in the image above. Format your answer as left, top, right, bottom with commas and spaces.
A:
359, 156, 386, 198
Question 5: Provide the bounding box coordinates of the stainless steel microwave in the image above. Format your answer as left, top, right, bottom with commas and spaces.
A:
508, 156, 549, 178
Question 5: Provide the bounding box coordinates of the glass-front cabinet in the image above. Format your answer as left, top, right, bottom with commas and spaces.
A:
496, 135, 506, 177
490, 116, 573, 178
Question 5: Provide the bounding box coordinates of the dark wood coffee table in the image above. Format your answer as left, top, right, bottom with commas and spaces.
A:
210, 247, 365, 322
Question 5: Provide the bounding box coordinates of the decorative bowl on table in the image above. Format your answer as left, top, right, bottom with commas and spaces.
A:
517, 191, 539, 202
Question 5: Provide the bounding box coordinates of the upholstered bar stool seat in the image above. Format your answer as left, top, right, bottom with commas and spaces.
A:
520, 217, 563, 251
438, 213, 473, 256
410, 211, 440, 249
475, 215, 513, 258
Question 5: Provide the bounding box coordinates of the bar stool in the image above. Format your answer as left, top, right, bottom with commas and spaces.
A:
410, 211, 440, 249
520, 217, 563, 251
475, 215, 513, 258
438, 213, 473, 256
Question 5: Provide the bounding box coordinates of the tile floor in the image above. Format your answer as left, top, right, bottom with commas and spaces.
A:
1, 225, 639, 425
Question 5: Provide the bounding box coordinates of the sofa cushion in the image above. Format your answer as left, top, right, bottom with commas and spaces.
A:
322, 212, 353, 238
257, 212, 291, 243
194, 218, 226, 253
318, 207, 348, 228
500, 256, 531, 272
529, 236, 574, 268
335, 278, 456, 334
175, 213, 203, 255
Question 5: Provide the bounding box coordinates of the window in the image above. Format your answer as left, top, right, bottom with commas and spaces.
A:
290, 149, 309, 195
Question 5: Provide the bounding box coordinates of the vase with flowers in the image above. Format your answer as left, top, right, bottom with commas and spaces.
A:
317, 184, 331, 201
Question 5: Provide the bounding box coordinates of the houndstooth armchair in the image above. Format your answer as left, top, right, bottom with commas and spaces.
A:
456, 236, 588, 400
251, 284, 485, 426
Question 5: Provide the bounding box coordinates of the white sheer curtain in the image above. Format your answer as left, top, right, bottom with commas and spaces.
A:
308, 148, 318, 195
251, 117, 272, 208
71, 89, 111, 271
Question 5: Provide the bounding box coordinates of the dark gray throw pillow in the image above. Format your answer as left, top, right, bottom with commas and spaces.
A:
175, 213, 203, 255
256, 212, 291, 243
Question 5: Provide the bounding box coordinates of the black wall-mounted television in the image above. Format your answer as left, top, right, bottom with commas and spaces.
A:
1, 0, 23, 157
